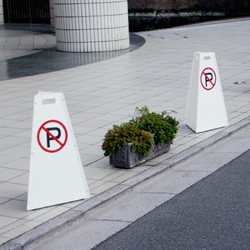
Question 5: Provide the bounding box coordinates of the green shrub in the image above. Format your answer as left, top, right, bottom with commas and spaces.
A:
102, 107, 179, 157
145, 26, 156, 31
130, 106, 179, 144
102, 123, 153, 157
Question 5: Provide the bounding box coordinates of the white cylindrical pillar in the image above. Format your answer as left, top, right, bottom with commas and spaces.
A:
0, 0, 4, 25
50, 0, 55, 32
54, 0, 130, 52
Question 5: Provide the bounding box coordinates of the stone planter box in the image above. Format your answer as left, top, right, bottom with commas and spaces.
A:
110, 141, 170, 169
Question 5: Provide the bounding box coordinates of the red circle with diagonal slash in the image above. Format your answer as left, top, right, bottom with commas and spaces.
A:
37, 120, 68, 153
200, 67, 217, 91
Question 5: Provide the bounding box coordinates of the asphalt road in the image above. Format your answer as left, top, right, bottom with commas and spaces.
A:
93, 149, 250, 250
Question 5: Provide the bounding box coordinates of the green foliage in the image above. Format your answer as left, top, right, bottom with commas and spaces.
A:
145, 26, 156, 31
102, 123, 153, 157
130, 107, 179, 145
102, 107, 179, 157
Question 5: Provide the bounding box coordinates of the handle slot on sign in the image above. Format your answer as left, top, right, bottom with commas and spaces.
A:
204, 56, 211, 60
42, 98, 56, 105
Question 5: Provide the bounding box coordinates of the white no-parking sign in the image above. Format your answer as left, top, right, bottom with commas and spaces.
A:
27, 92, 90, 211
185, 52, 229, 133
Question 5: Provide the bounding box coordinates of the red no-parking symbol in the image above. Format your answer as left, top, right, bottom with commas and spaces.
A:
37, 120, 68, 153
200, 67, 217, 91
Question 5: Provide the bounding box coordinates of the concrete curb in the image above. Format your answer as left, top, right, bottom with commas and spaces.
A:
1, 115, 250, 250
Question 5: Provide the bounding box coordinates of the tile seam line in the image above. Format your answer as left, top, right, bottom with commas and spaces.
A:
1, 115, 250, 250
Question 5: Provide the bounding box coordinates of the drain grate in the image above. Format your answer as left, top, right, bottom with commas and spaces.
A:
162, 110, 177, 115
234, 81, 246, 85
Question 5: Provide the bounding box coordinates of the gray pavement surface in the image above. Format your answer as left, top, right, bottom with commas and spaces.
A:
0, 18, 250, 249
25, 125, 250, 250
0, 24, 145, 80
93, 149, 250, 250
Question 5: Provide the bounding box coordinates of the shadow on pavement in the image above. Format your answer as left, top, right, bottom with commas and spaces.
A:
0, 24, 145, 81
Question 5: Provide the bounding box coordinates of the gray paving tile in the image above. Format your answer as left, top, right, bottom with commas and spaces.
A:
0, 200, 30, 218
0, 127, 24, 137
9, 173, 28, 185
0, 183, 27, 200
2, 158, 29, 171
0, 136, 29, 147
0, 198, 8, 205
0, 168, 25, 182
0, 216, 17, 230
0, 146, 29, 158
84, 167, 117, 180
0, 155, 20, 166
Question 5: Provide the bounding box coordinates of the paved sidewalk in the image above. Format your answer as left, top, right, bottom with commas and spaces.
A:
1, 18, 250, 248
0, 25, 55, 60
0, 24, 145, 80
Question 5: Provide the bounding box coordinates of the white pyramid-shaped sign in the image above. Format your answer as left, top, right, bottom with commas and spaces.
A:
27, 92, 90, 210
185, 52, 229, 133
